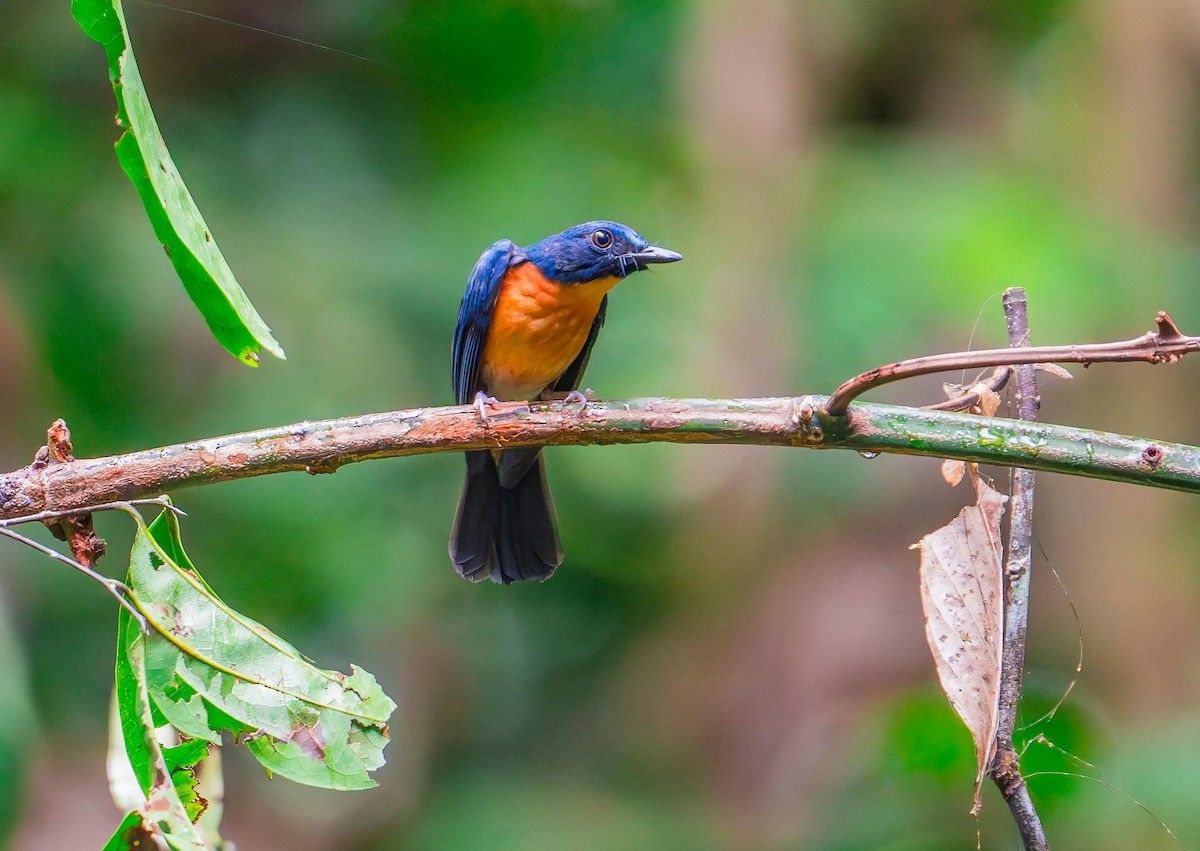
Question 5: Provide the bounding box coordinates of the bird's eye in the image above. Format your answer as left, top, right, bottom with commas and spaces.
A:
591, 229, 613, 249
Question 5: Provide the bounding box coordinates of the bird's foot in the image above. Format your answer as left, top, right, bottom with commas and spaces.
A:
562, 389, 591, 415
473, 391, 501, 425
538, 389, 593, 416
541, 388, 594, 402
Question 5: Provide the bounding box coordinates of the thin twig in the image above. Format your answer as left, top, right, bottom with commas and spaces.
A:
0, 496, 182, 527
0, 495, 179, 630
0, 526, 147, 631
991, 288, 1048, 850
824, 310, 1198, 416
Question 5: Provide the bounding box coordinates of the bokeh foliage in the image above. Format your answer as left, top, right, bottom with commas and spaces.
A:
2, 1, 1200, 848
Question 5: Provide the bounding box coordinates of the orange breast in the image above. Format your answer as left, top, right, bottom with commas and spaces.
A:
480, 262, 618, 400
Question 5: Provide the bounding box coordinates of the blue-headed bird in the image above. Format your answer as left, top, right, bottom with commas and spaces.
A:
450, 221, 682, 583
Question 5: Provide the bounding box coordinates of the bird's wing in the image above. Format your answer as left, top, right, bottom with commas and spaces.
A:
452, 239, 519, 405
552, 294, 608, 393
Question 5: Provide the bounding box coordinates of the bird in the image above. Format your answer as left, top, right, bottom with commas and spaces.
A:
450, 221, 683, 584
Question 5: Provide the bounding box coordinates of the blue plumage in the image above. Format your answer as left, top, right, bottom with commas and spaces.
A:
449, 221, 682, 584
524, 220, 663, 284
452, 238, 520, 406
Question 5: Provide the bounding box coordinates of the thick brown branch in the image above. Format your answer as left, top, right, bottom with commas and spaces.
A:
2, 396, 1200, 522
824, 311, 1198, 416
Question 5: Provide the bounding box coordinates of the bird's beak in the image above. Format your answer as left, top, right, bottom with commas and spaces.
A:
632, 246, 683, 265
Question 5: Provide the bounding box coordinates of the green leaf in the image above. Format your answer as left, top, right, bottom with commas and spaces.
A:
163, 738, 213, 824
71, 0, 284, 366
114, 609, 154, 795
107, 608, 211, 851
101, 812, 150, 851
128, 508, 396, 790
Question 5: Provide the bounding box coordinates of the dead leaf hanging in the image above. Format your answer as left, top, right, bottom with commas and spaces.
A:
913, 468, 1006, 813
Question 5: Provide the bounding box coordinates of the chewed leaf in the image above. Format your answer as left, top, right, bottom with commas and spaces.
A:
101, 812, 151, 851
913, 470, 1006, 813
163, 738, 213, 823
127, 508, 396, 791
107, 609, 211, 850
71, 0, 284, 366
247, 708, 389, 790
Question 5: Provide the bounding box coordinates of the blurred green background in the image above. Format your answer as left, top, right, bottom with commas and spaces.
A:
3, 1, 1200, 848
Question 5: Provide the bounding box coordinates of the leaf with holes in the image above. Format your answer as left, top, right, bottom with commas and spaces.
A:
126, 507, 395, 791
106, 607, 212, 851
72, 0, 284, 366
913, 469, 1006, 813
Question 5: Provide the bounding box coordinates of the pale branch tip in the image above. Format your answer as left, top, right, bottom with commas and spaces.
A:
823, 309, 1200, 417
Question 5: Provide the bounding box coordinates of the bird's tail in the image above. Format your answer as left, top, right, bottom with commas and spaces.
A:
450, 450, 563, 583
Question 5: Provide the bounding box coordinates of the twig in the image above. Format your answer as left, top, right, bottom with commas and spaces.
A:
991, 288, 1048, 850
3, 394, 1200, 522
0, 526, 146, 631
0, 496, 182, 528
0, 496, 177, 629
824, 310, 1199, 416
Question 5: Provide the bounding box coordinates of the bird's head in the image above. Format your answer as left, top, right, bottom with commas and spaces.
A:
524, 221, 682, 284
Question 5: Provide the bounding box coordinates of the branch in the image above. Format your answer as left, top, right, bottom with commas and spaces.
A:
991, 288, 1048, 850
2, 395, 1200, 520
824, 311, 1199, 416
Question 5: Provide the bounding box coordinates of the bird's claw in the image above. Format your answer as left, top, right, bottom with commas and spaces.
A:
473, 391, 501, 425
562, 389, 591, 415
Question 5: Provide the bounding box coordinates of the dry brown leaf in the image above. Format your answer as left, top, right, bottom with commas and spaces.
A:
912, 468, 1006, 813
941, 458, 966, 487
937, 381, 1001, 416
971, 384, 1001, 417
941, 381, 964, 399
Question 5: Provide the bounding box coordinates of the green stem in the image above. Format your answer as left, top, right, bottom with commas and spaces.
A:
829, 401, 1195, 492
